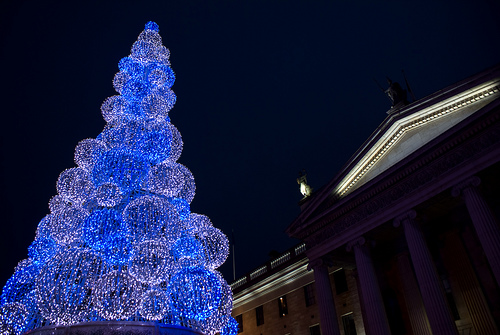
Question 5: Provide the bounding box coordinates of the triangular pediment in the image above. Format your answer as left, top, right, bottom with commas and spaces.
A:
333, 78, 500, 197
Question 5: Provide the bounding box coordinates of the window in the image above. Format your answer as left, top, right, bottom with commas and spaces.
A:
309, 324, 321, 335
256, 305, 264, 326
304, 283, 316, 307
333, 268, 348, 294
235, 314, 243, 333
341, 313, 357, 335
278, 295, 288, 317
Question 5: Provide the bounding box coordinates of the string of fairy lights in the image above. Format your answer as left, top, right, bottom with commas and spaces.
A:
0, 21, 238, 335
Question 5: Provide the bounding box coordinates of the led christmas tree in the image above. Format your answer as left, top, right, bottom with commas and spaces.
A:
0, 22, 238, 335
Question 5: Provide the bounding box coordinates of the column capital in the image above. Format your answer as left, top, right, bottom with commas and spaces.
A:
451, 176, 481, 197
346, 236, 366, 252
393, 209, 417, 227
308, 256, 333, 271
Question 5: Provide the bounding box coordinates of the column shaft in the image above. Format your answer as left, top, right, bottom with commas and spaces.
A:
313, 262, 340, 335
462, 185, 500, 286
395, 253, 432, 335
402, 215, 458, 335
351, 240, 391, 335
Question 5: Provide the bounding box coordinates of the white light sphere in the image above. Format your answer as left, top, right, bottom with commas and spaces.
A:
177, 164, 195, 203
49, 205, 89, 244
146, 162, 185, 197
124, 195, 180, 243
92, 269, 142, 320
139, 288, 169, 321
167, 123, 183, 162
129, 239, 173, 284
0, 303, 29, 335
56, 167, 94, 204
198, 227, 229, 270
36, 248, 104, 325
95, 182, 123, 207
74, 138, 107, 172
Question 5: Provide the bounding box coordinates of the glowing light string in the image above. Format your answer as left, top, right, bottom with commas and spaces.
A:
0, 21, 235, 335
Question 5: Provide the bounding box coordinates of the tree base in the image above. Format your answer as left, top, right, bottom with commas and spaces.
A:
23, 321, 204, 335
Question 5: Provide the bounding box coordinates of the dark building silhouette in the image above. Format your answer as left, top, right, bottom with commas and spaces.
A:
232, 64, 500, 335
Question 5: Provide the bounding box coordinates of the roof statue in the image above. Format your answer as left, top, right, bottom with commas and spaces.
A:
385, 77, 408, 108
297, 169, 312, 197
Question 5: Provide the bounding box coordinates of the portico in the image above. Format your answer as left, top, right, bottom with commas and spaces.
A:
287, 65, 500, 335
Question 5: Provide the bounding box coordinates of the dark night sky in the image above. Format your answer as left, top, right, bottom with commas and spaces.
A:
0, 0, 499, 287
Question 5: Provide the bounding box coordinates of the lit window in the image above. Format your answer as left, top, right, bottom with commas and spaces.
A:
278, 295, 288, 317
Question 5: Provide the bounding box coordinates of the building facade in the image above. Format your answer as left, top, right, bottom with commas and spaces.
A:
231, 243, 365, 335
233, 64, 500, 335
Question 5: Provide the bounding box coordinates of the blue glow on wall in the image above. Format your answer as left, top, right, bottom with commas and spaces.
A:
0, 22, 235, 335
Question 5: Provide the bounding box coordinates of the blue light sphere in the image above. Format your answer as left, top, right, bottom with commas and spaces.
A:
92, 147, 150, 192
167, 267, 222, 321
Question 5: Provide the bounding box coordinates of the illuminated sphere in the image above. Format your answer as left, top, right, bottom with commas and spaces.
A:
102, 233, 134, 266
177, 164, 196, 203
182, 213, 213, 235
167, 123, 183, 162
56, 167, 94, 204
92, 147, 150, 192
74, 138, 107, 171
28, 237, 58, 263
139, 288, 169, 321
148, 87, 176, 120
146, 162, 185, 197
1, 260, 39, 308
169, 198, 191, 220
49, 205, 88, 244
137, 127, 172, 164
129, 239, 173, 284
167, 266, 222, 321
35, 215, 52, 240
124, 195, 180, 243
147, 65, 175, 88
0, 303, 29, 335
198, 271, 232, 333
92, 269, 142, 320
82, 208, 126, 250
142, 91, 174, 119
219, 317, 239, 335
36, 248, 104, 324
48, 195, 72, 214
198, 227, 229, 270
112, 71, 129, 94
100, 95, 130, 123
95, 182, 122, 207
171, 236, 204, 266
122, 78, 149, 103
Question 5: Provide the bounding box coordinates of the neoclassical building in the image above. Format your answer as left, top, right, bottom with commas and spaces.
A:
286, 64, 500, 335
231, 64, 500, 335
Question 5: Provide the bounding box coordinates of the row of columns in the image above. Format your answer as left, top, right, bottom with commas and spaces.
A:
312, 176, 500, 335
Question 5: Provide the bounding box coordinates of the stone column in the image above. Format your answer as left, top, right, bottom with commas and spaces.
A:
452, 176, 500, 287
310, 258, 341, 335
394, 210, 458, 335
346, 237, 391, 335
395, 252, 432, 335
